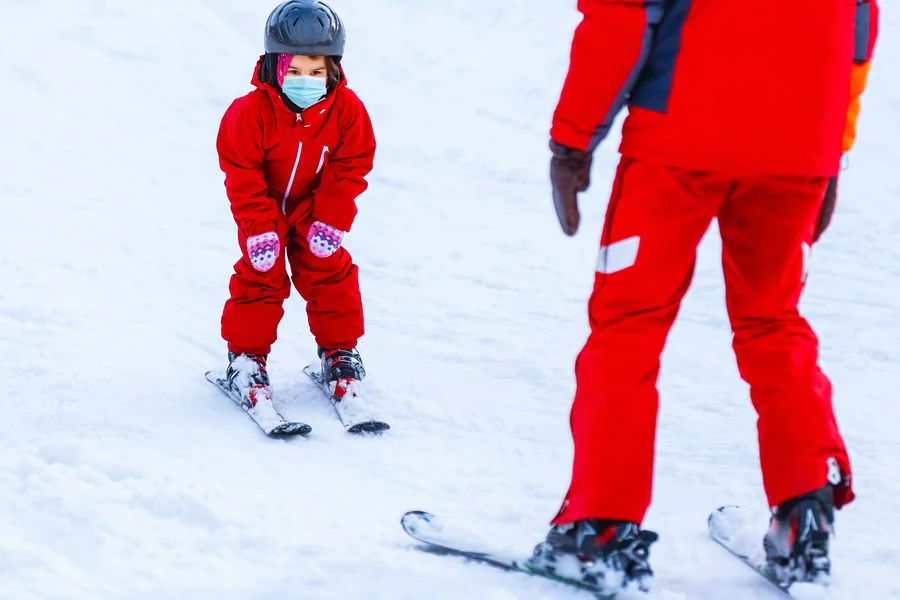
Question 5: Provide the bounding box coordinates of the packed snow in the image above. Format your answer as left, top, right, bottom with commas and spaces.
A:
1, 1, 898, 598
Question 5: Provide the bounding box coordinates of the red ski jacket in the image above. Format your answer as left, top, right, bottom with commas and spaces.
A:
217, 56, 376, 236
551, 0, 880, 177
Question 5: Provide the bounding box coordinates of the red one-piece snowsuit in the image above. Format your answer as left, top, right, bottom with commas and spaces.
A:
550, 0, 879, 526
217, 57, 376, 356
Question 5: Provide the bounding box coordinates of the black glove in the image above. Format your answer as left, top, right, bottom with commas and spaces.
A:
549, 139, 593, 236
813, 176, 838, 243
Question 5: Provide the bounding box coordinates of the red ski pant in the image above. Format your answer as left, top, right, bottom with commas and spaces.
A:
221, 223, 364, 356
553, 158, 854, 526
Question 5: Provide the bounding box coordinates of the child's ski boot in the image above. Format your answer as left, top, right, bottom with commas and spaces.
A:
306, 346, 387, 433
226, 352, 272, 406
318, 347, 366, 401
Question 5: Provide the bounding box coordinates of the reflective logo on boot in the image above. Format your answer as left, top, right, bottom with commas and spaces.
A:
801, 508, 818, 539
576, 521, 597, 549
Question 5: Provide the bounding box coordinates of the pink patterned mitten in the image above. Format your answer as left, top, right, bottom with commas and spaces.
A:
246, 231, 280, 272
307, 221, 344, 258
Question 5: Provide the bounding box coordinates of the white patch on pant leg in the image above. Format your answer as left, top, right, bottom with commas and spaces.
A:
801, 242, 811, 284
596, 236, 640, 274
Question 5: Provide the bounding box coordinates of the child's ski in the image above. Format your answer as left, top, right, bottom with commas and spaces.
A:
400, 510, 619, 598
303, 364, 390, 434
205, 371, 311, 437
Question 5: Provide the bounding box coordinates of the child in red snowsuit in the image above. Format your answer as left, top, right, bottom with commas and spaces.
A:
528, 0, 880, 592
216, 0, 375, 408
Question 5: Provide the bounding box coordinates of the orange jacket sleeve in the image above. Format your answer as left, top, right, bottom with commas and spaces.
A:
842, 0, 879, 153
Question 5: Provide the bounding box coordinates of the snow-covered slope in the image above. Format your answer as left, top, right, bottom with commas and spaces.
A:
1, 1, 898, 598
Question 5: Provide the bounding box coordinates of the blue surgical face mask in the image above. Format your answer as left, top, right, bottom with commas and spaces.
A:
281, 75, 327, 110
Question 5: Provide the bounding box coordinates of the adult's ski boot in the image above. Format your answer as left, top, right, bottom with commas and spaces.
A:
763, 484, 835, 585
527, 519, 659, 593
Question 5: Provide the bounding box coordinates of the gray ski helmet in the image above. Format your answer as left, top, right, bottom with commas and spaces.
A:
264, 0, 345, 57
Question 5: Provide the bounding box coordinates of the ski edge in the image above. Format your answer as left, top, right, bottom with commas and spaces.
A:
400, 510, 617, 599
707, 506, 794, 597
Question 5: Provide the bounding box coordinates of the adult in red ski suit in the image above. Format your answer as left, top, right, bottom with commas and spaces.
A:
548, 0, 879, 527
217, 56, 375, 356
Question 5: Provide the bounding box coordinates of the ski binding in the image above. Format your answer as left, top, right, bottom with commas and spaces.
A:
205, 370, 311, 437
303, 364, 389, 434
